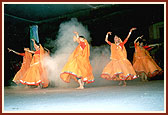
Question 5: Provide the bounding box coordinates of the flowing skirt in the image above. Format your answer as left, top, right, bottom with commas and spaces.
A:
60, 55, 94, 84
20, 62, 42, 86
13, 61, 31, 84
133, 56, 162, 77
13, 68, 26, 84
101, 59, 137, 80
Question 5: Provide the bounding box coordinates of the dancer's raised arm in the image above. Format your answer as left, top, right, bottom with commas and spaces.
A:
31, 39, 36, 45
73, 31, 80, 43
134, 35, 143, 44
125, 27, 137, 41
8, 48, 20, 55
105, 32, 112, 43
44, 47, 50, 54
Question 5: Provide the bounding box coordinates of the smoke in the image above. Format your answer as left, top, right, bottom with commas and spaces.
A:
89, 45, 117, 87
44, 18, 117, 88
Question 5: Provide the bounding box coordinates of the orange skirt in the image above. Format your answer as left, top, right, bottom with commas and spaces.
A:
20, 62, 42, 86
101, 59, 137, 81
13, 62, 31, 84
60, 55, 94, 84
13, 52, 32, 84
13, 69, 25, 84
133, 56, 162, 77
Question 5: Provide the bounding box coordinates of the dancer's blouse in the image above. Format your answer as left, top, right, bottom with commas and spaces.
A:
107, 38, 128, 60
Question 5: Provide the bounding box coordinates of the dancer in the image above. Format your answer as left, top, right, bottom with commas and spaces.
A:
20, 39, 49, 88
101, 28, 137, 87
133, 35, 163, 81
8, 48, 32, 84
60, 31, 94, 89
132, 36, 160, 64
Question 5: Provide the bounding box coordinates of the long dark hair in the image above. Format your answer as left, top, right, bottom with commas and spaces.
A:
79, 36, 85, 39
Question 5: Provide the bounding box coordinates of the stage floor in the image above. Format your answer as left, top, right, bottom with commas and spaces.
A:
3, 80, 165, 113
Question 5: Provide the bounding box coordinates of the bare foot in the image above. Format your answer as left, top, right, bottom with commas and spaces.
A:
76, 86, 84, 90
82, 81, 85, 87
24, 85, 29, 89
118, 81, 122, 86
123, 81, 127, 87
34, 85, 41, 89
141, 78, 145, 82
145, 79, 148, 82
122, 84, 127, 87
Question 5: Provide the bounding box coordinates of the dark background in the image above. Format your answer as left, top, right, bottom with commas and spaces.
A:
4, 4, 164, 86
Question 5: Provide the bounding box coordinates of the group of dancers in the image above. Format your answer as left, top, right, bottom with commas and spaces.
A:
8, 27, 163, 89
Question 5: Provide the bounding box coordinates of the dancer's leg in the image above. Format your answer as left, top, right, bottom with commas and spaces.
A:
144, 73, 148, 82
24, 85, 29, 89
141, 73, 145, 82
118, 80, 122, 86
34, 83, 42, 89
77, 79, 84, 89
118, 75, 122, 86
123, 80, 127, 87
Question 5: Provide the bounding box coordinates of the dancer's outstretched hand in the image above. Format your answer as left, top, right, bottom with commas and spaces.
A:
130, 28, 137, 32
140, 35, 144, 38
8, 48, 12, 52
74, 31, 78, 35
107, 32, 112, 35
31, 39, 35, 42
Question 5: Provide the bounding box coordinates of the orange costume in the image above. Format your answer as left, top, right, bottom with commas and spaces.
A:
60, 39, 94, 84
101, 39, 137, 80
20, 45, 49, 87
133, 43, 162, 77
13, 51, 32, 84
